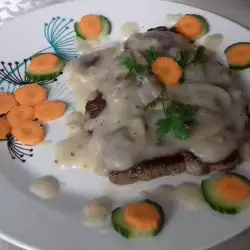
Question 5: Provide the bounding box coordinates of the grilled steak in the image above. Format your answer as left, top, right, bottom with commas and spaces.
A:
109, 150, 241, 185
109, 154, 186, 185
85, 92, 106, 119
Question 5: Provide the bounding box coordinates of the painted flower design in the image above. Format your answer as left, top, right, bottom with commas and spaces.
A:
0, 16, 77, 162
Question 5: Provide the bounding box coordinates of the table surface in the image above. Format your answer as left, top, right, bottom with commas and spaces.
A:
0, 0, 249, 249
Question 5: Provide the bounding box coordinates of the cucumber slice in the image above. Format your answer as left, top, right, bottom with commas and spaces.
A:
224, 42, 250, 70
201, 174, 250, 214
74, 22, 86, 40
188, 14, 209, 39
74, 15, 112, 40
25, 53, 64, 81
100, 15, 112, 36
111, 199, 164, 239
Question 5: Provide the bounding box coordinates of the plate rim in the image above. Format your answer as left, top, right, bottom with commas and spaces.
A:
0, 1, 250, 250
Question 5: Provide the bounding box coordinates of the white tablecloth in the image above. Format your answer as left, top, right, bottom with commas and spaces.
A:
0, 0, 249, 249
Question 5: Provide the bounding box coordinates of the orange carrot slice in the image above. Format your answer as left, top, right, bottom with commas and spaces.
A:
215, 176, 249, 201
7, 105, 34, 127
15, 83, 47, 106
124, 203, 161, 231
35, 101, 66, 122
225, 43, 250, 70
80, 14, 102, 38
152, 57, 183, 86
28, 54, 61, 74
176, 14, 209, 40
0, 118, 12, 139
0, 93, 18, 115
12, 120, 45, 145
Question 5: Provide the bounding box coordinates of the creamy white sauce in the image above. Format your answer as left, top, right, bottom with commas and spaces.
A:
120, 22, 140, 40
29, 176, 60, 199
204, 34, 224, 53
55, 30, 248, 175
83, 198, 112, 227
176, 183, 205, 211
75, 36, 112, 55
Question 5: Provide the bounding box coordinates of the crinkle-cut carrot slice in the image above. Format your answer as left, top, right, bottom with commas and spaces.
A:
216, 176, 250, 201
14, 83, 47, 107
0, 93, 18, 115
28, 54, 61, 74
124, 203, 161, 230
176, 15, 203, 40
152, 57, 183, 86
35, 101, 66, 122
80, 14, 102, 38
0, 118, 12, 139
7, 105, 34, 127
12, 120, 45, 145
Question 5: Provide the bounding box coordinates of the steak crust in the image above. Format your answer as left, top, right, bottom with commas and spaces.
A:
109, 151, 241, 185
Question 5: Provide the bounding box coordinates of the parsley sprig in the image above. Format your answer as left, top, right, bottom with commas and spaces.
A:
141, 91, 199, 140
136, 91, 165, 111
147, 47, 158, 64
120, 58, 147, 75
156, 96, 199, 140
176, 45, 206, 69
121, 46, 159, 75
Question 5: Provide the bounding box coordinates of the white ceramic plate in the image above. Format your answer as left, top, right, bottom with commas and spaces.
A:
1, 0, 250, 249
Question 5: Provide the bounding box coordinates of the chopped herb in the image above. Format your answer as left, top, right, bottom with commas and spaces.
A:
154, 92, 198, 140
120, 58, 147, 75
142, 92, 165, 111
156, 118, 172, 138
147, 47, 158, 64
135, 104, 143, 110
176, 50, 190, 69
171, 118, 189, 140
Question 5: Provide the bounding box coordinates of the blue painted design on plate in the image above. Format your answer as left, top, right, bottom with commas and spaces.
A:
44, 17, 78, 61
0, 59, 59, 90
46, 81, 75, 111
0, 16, 78, 163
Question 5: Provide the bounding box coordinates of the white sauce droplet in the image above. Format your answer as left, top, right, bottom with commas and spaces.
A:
29, 176, 60, 199
83, 198, 112, 227
204, 34, 224, 53
120, 22, 140, 40
176, 183, 205, 211
75, 38, 93, 54
166, 13, 183, 26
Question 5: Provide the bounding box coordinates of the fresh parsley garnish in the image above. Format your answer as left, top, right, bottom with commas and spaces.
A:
120, 58, 147, 75
176, 46, 207, 69
147, 47, 158, 64
156, 118, 172, 139
154, 92, 198, 140
176, 50, 190, 69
